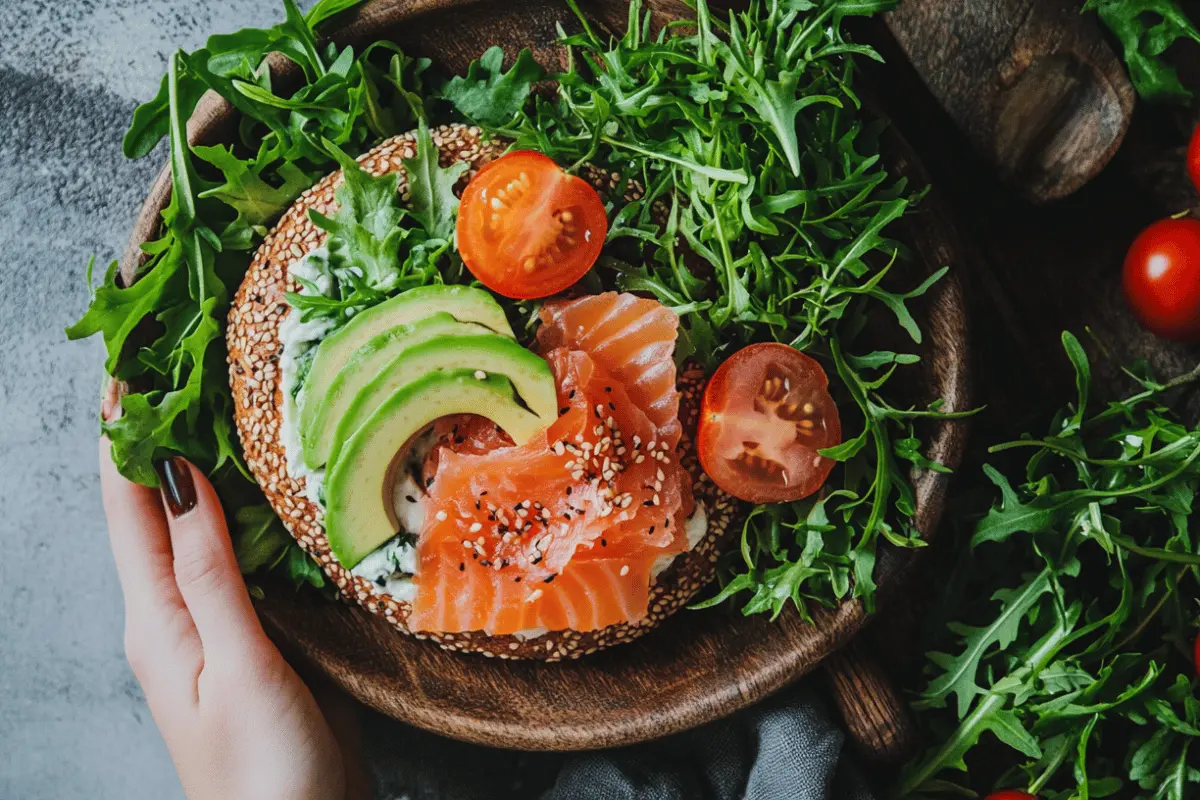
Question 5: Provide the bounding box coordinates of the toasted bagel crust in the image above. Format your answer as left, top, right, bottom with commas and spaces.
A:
227, 124, 736, 660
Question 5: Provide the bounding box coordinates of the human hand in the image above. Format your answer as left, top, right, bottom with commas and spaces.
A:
99, 392, 370, 799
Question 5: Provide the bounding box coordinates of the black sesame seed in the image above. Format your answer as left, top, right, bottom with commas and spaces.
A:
515, 576, 522, 583
480, 490, 488, 496
454, 436, 465, 444
608, 402, 616, 411
480, 560, 492, 567
568, 389, 576, 399
649, 525, 655, 534
560, 407, 570, 415
544, 574, 557, 583
405, 494, 416, 503
459, 563, 465, 571
566, 486, 573, 496
601, 538, 608, 547
605, 386, 612, 392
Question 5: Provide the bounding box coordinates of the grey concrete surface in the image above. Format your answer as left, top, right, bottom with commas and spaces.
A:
0, 3, 309, 798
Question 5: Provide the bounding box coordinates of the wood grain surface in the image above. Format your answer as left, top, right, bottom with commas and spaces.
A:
119, 0, 971, 752
824, 639, 919, 767
885, 0, 1135, 204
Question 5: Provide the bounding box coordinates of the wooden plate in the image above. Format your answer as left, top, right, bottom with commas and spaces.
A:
120, 0, 971, 751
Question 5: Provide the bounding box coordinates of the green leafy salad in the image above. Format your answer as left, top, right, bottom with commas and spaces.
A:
903, 336, 1200, 798
67, 0, 949, 612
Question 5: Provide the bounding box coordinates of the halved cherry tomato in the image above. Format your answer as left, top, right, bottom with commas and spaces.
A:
456, 151, 607, 300
698, 343, 841, 504
1194, 630, 1200, 676
985, 792, 1037, 800
1123, 217, 1200, 342
1188, 124, 1200, 194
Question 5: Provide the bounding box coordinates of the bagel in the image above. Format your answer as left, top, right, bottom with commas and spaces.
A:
226, 124, 736, 660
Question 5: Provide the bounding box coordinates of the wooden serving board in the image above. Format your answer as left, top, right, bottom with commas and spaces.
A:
120, 0, 971, 751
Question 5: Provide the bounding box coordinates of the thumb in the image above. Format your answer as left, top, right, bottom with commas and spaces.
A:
158, 457, 270, 663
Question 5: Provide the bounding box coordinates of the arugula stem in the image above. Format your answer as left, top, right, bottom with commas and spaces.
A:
599, 136, 749, 184
988, 435, 1199, 467
785, 6, 835, 63
1113, 536, 1200, 565
1087, 360, 1200, 427
1108, 566, 1186, 655
1028, 733, 1074, 795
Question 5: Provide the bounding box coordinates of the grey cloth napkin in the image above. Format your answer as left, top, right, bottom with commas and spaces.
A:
364, 681, 876, 800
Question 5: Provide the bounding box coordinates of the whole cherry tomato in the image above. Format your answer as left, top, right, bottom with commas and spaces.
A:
1123, 217, 1200, 342
1194, 630, 1200, 677
985, 792, 1038, 800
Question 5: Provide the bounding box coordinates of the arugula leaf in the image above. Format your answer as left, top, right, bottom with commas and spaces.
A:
402, 118, 468, 240
66, 257, 182, 373
309, 140, 410, 292
921, 568, 1056, 718
193, 144, 312, 248
304, 0, 362, 28
1084, 0, 1200, 102
439, 46, 545, 126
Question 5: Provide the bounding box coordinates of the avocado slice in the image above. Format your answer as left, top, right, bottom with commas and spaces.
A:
324, 334, 558, 469
325, 371, 545, 568
301, 312, 494, 469
297, 285, 514, 442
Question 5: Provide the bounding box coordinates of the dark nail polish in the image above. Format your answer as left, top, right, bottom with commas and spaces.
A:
155, 457, 197, 518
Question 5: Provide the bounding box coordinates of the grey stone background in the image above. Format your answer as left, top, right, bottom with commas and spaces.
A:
0, 2, 311, 797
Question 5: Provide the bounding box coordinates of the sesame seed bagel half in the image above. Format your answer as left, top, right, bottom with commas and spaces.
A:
227, 124, 737, 661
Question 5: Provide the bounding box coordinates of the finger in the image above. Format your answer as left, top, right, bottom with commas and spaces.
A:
99, 437, 201, 692
160, 458, 270, 661
310, 678, 373, 800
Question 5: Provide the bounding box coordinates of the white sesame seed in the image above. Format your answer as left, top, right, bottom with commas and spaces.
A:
436, 510, 448, 521
474, 370, 487, 380
620, 565, 630, 577
468, 522, 482, 533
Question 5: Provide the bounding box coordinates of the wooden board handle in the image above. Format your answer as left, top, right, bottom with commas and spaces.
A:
884, 0, 1135, 203
822, 638, 919, 767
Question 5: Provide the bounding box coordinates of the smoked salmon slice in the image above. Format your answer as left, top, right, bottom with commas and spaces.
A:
408, 293, 696, 636
538, 292, 682, 447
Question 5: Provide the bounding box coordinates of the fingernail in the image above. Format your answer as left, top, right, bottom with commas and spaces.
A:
155, 458, 197, 518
